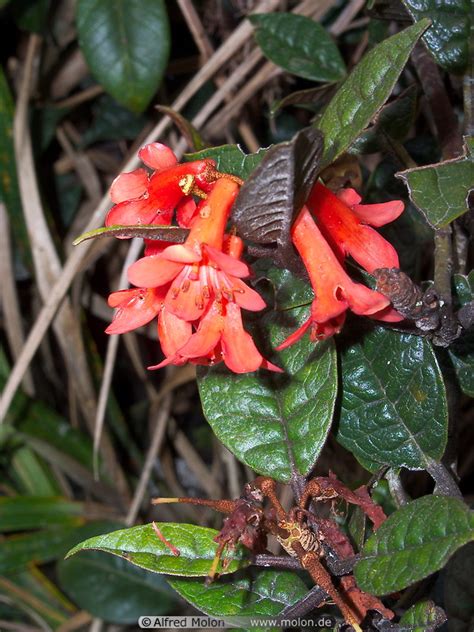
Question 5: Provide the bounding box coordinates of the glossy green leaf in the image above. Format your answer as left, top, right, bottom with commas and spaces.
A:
337, 327, 448, 472
449, 272, 474, 396
397, 139, 474, 228
57, 551, 176, 623
76, 0, 170, 112
81, 95, 146, 147
169, 570, 308, 624
398, 601, 447, 632
0, 496, 83, 531
250, 13, 346, 83
444, 541, 474, 632
350, 85, 418, 154
185, 145, 266, 179
317, 19, 429, 166
0, 66, 30, 267
198, 266, 337, 482
66, 523, 248, 577
402, 0, 471, 73
354, 496, 474, 595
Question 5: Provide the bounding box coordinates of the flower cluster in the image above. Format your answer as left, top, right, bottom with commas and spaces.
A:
105, 143, 404, 373
106, 143, 281, 373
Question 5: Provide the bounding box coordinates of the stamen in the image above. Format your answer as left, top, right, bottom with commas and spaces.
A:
178, 174, 195, 195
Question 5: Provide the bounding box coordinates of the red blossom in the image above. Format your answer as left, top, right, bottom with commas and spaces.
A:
277, 183, 404, 350
105, 142, 216, 229
107, 176, 280, 374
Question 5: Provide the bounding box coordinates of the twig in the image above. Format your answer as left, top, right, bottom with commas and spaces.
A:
425, 457, 463, 500
54, 84, 103, 110
385, 469, 410, 507
0, 203, 35, 395
169, 417, 222, 499
12, 35, 130, 500
279, 585, 328, 619
125, 393, 172, 526
93, 238, 143, 478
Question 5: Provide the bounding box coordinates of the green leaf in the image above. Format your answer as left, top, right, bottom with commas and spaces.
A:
0, 496, 83, 531
185, 145, 267, 179
402, 0, 471, 73
337, 327, 448, 472
317, 19, 429, 166
0, 522, 119, 574
76, 0, 170, 113
399, 601, 447, 632
350, 85, 418, 154
198, 266, 337, 482
10, 446, 63, 496
66, 523, 248, 577
444, 542, 474, 632
81, 94, 146, 147
397, 139, 474, 228
169, 569, 308, 624
57, 551, 176, 623
354, 496, 474, 595
0, 66, 30, 267
250, 13, 346, 83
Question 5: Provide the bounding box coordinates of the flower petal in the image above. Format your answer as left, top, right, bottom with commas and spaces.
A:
105, 197, 159, 227
370, 305, 404, 322
109, 169, 148, 203
158, 308, 192, 357
341, 281, 390, 316
337, 188, 361, 207
106, 288, 162, 334
128, 256, 184, 288
308, 183, 400, 273
176, 196, 197, 228
144, 239, 174, 257
165, 273, 209, 321
346, 224, 400, 272
351, 200, 404, 227
221, 302, 267, 373
228, 276, 266, 311
204, 244, 250, 278
139, 143, 178, 171
177, 302, 224, 358
162, 244, 201, 263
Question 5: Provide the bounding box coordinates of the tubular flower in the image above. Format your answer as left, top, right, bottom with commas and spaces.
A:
277, 184, 404, 350
105, 142, 216, 229
308, 182, 403, 273
119, 177, 280, 373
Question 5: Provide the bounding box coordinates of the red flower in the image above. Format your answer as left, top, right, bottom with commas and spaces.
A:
277, 184, 404, 350
109, 176, 280, 374
309, 183, 403, 273
105, 143, 216, 229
